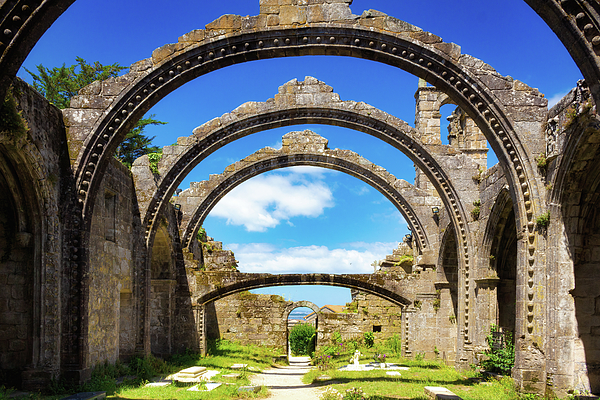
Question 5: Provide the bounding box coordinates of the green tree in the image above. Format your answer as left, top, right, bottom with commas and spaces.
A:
115, 115, 165, 168
25, 57, 165, 167
289, 322, 316, 356
25, 56, 125, 109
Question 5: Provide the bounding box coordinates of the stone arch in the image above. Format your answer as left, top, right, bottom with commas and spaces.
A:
130, 76, 489, 346
437, 225, 459, 335
195, 273, 412, 308
283, 300, 320, 356
481, 188, 517, 336
62, 4, 547, 277
150, 223, 176, 280
548, 88, 600, 393
283, 301, 320, 321
524, 1, 600, 103
133, 76, 475, 286
0, 142, 61, 387
1, 0, 591, 113
172, 130, 434, 254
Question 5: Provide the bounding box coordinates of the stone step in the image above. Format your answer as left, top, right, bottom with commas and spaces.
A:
178, 366, 207, 377
424, 386, 462, 400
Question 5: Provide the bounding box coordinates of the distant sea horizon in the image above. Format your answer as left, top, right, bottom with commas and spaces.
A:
288, 310, 311, 320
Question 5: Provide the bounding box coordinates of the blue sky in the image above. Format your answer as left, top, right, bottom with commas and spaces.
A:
18, 0, 582, 307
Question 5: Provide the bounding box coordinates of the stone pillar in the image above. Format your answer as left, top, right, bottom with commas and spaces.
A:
402, 307, 416, 357
474, 278, 500, 350
195, 304, 206, 356
414, 83, 443, 195
435, 281, 457, 365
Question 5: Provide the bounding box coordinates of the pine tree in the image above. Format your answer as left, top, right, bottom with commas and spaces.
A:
25, 57, 165, 167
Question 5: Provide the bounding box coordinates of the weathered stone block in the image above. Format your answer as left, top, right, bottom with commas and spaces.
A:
260, 5, 280, 15
178, 29, 206, 43
279, 5, 307, 25
205, 14, 242, 31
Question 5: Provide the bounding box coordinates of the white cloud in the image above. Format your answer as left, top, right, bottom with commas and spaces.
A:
226, 242, 398, 274
547, 90, 570, 108
210, 171, 334, 232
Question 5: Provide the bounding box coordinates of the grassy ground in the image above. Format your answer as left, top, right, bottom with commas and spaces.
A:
306, 335, 541, 400
304, 357, 521, 400
110, 340, 277, 399
0, 340, 280, 400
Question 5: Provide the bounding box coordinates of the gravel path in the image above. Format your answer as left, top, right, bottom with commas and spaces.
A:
250, 356, 323, 400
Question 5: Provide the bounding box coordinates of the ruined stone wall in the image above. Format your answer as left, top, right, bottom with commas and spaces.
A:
207, 292, 290, 349
0, 78, 66, 388
321, 292, 402, 345
87, 158, 142, 366
149, 205, 181, 358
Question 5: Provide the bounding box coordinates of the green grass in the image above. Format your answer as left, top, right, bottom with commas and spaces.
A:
108, 340, 279, 399
113, 379, 269, 400
305, 356, 522, 400
0, 340, 280, 399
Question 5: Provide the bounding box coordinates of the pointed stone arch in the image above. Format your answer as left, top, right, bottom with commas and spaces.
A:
61, 4, 546, 277
0, 140, 61, 387
168, 130, 435, 254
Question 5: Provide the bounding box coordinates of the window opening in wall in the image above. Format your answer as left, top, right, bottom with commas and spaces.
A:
439, 104, 456, 146
105, 191, 116, 242
373, 325, 382, 332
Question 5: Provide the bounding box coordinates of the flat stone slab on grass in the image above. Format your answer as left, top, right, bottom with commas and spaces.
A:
231, 363, 248, 370
424, 386, 463, 400
201, 370, 220, 381
144, 381, 171, 388
166, 366, 210, 383
238, 386, 261, 393
187, 382, 222, 392
339, 363, 410, 371
221, 373, 241, 379
179, 366, 207, 376
386, 371, 401, 376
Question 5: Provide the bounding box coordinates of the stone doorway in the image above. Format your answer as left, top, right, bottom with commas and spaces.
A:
284, 302, 320, 358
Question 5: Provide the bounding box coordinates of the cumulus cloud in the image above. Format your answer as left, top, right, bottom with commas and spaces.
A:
210, 169, 334, 232
227, 242, 399, 274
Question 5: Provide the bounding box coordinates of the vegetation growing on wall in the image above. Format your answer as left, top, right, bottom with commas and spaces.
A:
393, 255, 414, 266
535, 153, 547, 172
471, 200, 481, 221
536, 211, 551, 232
480, 324, 514, 376
147, 150, 162, 175
0, 87, 28, 138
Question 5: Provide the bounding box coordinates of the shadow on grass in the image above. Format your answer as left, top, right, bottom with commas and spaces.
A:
313, 376, 475, 387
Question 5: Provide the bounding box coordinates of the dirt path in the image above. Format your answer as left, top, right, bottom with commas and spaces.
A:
250, 356, 323, 400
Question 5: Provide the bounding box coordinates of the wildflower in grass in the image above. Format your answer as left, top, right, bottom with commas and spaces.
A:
344, 387, 366, 400
374, 353, 387, 363
320, 386, 343, 400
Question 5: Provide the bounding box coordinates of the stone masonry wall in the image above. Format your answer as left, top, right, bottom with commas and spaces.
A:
321, 292, 403, 344
0, 78, 66, 388
87, 158, 141, 366
207, 292, 290, 349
